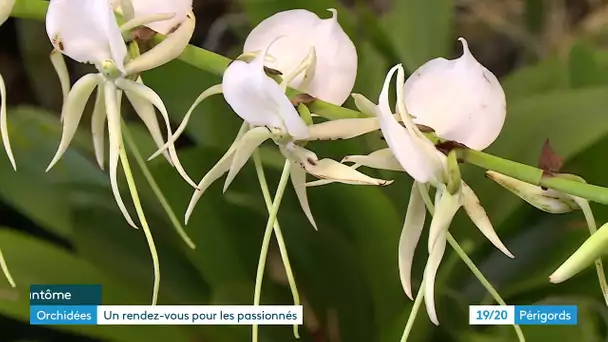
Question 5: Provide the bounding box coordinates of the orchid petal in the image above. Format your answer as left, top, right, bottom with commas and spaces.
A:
280, 46, 316, 91
124, 77, 171, 164
461, 182, 514, 258
399, 181, 427, 300
91, 85, 107, 169
125, 10, 195, 75
223, 127, 274, 193
486, 171, 579, 213
111, 0, 135, 21
403, 38, 506, 151
115, 78, 197, 189
305, 117, 380, 141
244, 9, 357, 105
185, 122, 249, 224
342, 148, 404, 172
303, 158, 393, 186
222, 55, 308, 140
47, 73, 101, 171
46, 0, 127, 73
149, 84, 222, 161
289, 161, 318, 230
129, 0, 192, 35
550, 221, 608, 284
0, 73, 14, 170
427, 190, 461, 253
120, 13, 175, 35
0, 0, 14, 27
104, 81, 138, 229
423, 231, 447, 325
50, 49, 70, 120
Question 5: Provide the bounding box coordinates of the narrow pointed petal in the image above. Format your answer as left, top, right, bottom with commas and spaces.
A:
47, 74, 101, 171
91, 85, 107, 169
290, 161, 318, 230
115, 78, 197, 189
424, 232, 448, 325
303, 158, 393, 186
305, 117, 380, 141
550, 221, 608, 283
120, 13, 175, 35
0, 0, 15, 27
399, 182, 427, 300
130, 0, 193, 34
0, 73, 15, 170
486, 171, 579, 213
125, 10, 195, 75
223, 126, 274, 193
104, 81, 138, 229
46, 0, 127, 72
124, 77, 171, 164
427, 190, 461, 253
149, 84, 222, 161
50, 49, 71, 121
184, 123, 249, 224
342, 148, 404, 172
461, 183, 514, 258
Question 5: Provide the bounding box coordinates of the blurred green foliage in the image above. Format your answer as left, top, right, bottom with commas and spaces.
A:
3, 0, 608, 341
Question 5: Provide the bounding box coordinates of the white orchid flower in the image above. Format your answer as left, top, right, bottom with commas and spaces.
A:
111, 0, 196, 75
45, 0, 197, 228
404, 38, 506, 151
175, 46, 391, 227
339, 62, 513, 325
243, 8, 357, 105
0, 0, 16, 170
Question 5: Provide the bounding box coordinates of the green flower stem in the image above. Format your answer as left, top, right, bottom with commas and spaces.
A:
252, 159, 293, 342
415, 192, 525, 342
121, 122, 196, 250
400, 282, 424, 342
0, 248, 15, 287
119, 136, 160, 305
252, 150, 301, 339
11, 0, 608, 204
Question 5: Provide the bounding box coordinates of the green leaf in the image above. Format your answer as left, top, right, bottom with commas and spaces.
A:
568, 40, 608, 89
383, 0, 453, 71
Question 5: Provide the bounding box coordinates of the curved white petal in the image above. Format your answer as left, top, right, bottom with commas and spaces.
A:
46, 0, 127, 73
404, 38, 506, 151
0, 0, 14, 27
104, 81, 138, 229
244, 9, 357, 105
399, 182, 427, 300
427, 190, 461, 253
124, 10, 195, 75
0, 73, 15, 170
424, 231, 447, 325
372, 65, 445, 184
50, 50, 71, 120
306, 117, 380, 141
91, 85, 107, 169
289, 161, 318, 230
130, 0, 192, 35
461, 182, 514, 258
47, 73, 102, 171
342, 148, 404, 172
223, 126, 274, 193
222, 57, 308, 139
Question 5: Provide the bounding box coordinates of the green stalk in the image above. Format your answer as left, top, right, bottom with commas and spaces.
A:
119, 136, 160, 305
252, 160, 293, 342
10, 0, 608, 205
252, 150, 301, 339
400, 282, 424, 342
121, 122, 196, 250
0, 248, 15, 287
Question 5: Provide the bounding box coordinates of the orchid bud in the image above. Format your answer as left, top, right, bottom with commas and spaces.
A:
0, 0, 14, 26
243, 9, 357, 105
486, 171, 579, 213
404, 38, 506, 151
